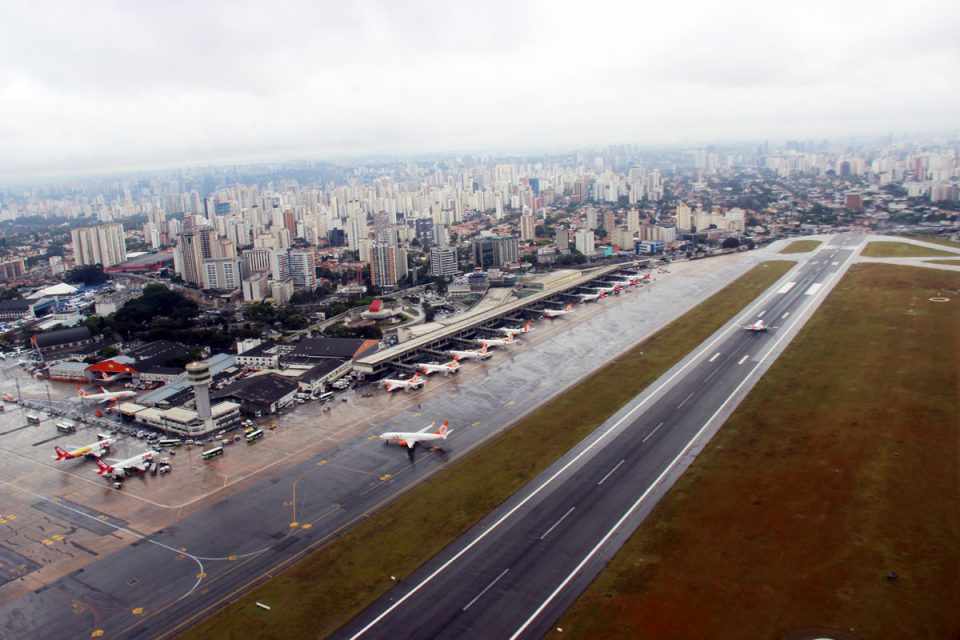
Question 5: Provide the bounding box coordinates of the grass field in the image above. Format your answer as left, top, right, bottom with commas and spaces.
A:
898, 233, 960, 250
180, 260, 796, 640
861, 241, 955, 258
926, 259, 960, 266
551, 263, 960, 640
779, 239, 821, 254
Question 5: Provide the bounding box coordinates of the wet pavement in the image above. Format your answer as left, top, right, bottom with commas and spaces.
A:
0, 245, 788, 640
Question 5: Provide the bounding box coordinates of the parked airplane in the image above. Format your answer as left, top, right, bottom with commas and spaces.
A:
542, 304, 575, 318
578, 290, 606, 302
380, 420, 451, 460
418, 360, 461, 376
448, 344, 492, 361
475, 335, 515, 349
743, 319, 768, 332
78, 386, 137, 405
498, 321, 533, 338
54, 435, 114, 461
95, 451, 155, 478
592, 283, 621, 295
382, 373, 426, 392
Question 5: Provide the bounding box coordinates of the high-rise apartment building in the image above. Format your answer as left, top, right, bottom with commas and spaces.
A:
202, 257, 242, 290
575, 229, 596, 256
71, 223, 127, 268
288, 250, 317, 290
520, 213, 536, 241
429, 247, 458, 277
369, 242, 408, 288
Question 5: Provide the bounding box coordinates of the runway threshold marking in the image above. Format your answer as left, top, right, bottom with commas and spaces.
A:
642, 422, 664, 443
708, 352, 720, 363
540, 507, 576, 540
777, 282, 796, 294
597, 460, 626, 486
737, 355, 750, 365
462, 568, 510, 611
805, 283, 823, 296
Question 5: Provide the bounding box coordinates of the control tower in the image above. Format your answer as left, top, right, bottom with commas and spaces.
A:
186, 361, 212, 420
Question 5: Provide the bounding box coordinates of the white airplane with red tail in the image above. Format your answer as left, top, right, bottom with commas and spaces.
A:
95, 451, 154, 479
380, 421, 452, 460
579, 290, 606, 303
743, 319, 768, 332
418, 360, 460, 376
475, 335, 515, 349
498, 321, 533, 338
382, 373, 426, 392
78, 386, 136, 405
448, 344, 492, 361
542, 304, 575, 318
54, 434, 113, 461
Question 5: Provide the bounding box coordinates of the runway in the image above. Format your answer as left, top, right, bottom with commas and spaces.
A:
335, 234, 863, 640
0, 244, 822, 640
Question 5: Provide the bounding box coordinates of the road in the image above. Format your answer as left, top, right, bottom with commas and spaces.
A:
0, 247, 786, 640
335, 234, 864, 640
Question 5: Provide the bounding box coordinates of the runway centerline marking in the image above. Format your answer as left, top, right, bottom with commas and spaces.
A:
346, 257, 808, 640
708, 352, 720, 363
508, 238, 861, 640
677, 392, 694, 409
782, 312, 790, 319
756, 310, 766, 318
737, 355, 750, 365
596, 460, 625, 486
462, 568, 510, 612
642, 422, 664, 443
540, 507, 576, 541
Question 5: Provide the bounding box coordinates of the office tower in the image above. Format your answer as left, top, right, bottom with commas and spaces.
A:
174, 227, 214, 286
429, 247, 458, 277
575, 229, 596, 256
71, 223, 127, 268
288, 249, 317, 290
520, 213, 536, 241
555, 228, 570, 251
283, 210, 297, 238
472, 235, 519, 268
369, 242, 408, 288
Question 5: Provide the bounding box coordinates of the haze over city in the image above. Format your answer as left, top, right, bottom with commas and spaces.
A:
2, 0, 958, 180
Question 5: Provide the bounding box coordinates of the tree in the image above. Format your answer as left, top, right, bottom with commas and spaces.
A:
721, 237, 741, 249
112, 284, 199, 337
65, 264, 108, 286
423, 302, 436, 322
244, 301, 277, 323
431, 276, 448, 295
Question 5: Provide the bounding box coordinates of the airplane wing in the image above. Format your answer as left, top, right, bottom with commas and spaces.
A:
416, 422, 436, 433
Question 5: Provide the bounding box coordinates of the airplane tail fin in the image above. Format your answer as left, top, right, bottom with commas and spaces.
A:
480, 344, 488, 354
437, 420, 449, 437
54, 446, 70, 461
451, 354, 461, 362
523, 320, 532, 332
99, 385, 108, 394
77, 387, 87, 398
95, 458, 113, 476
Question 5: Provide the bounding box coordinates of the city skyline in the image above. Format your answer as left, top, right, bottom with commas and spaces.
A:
1, 0, 958, 181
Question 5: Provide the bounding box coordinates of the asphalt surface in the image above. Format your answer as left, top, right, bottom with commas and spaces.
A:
335, 234, 864, 640
0, 245, 823, 640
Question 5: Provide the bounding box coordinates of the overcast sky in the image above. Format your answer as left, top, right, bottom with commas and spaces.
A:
1, 0, 958, 180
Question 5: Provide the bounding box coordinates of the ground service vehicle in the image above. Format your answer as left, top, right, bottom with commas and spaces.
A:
56, 421, 76, 433
201, 446, 224, 460
246, 429, 264, 444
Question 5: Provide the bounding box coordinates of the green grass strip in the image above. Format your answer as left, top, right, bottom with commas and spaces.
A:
180, 260, 796, 640
861, 241, 954, 258
779, 239, 821, 254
